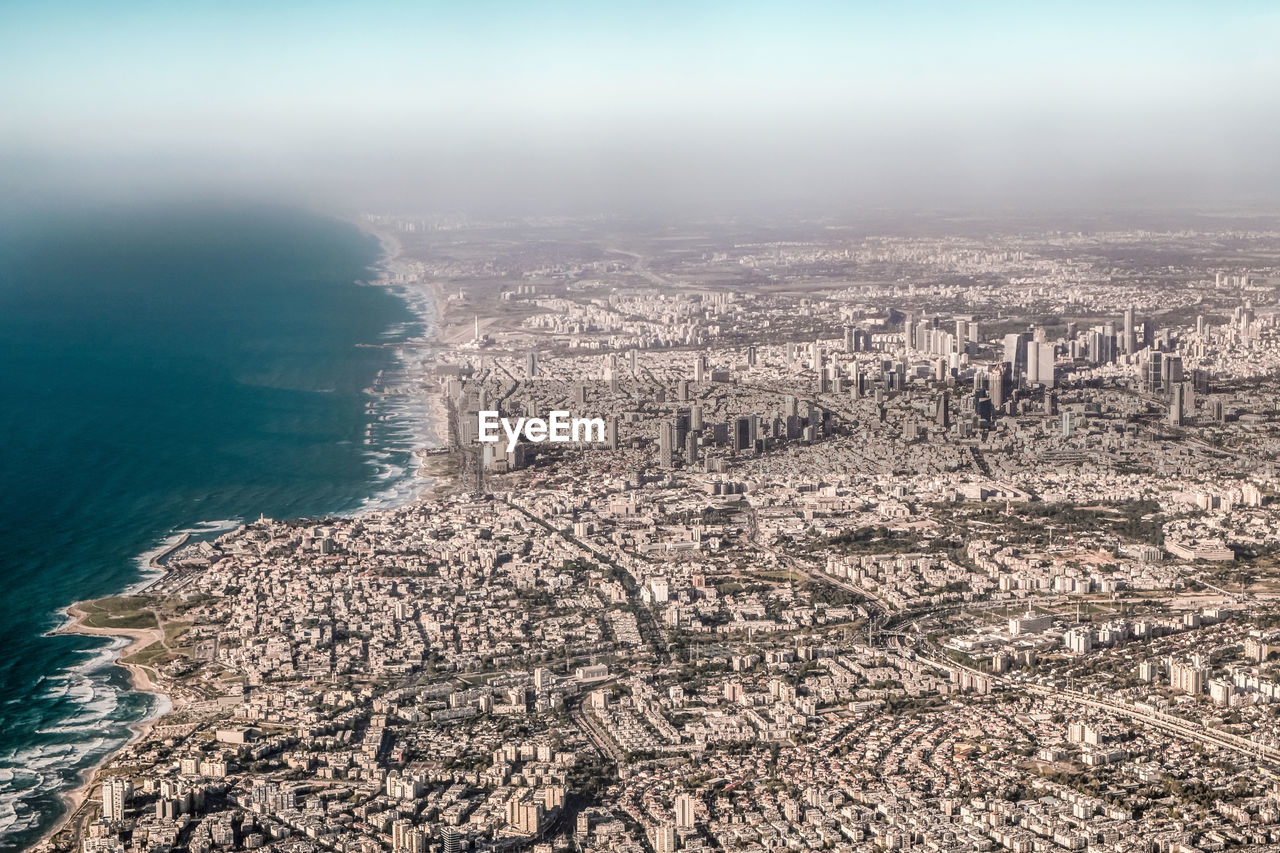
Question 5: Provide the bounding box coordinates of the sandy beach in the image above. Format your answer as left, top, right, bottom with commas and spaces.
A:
57, 604, 166, 694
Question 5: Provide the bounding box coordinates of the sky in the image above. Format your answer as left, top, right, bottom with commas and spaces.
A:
2, 1, 1279, 215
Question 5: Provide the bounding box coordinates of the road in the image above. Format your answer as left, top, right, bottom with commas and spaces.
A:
782, 553, 1280, 770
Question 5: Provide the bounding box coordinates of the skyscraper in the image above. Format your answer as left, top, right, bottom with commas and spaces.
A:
1002, 332, 1028, 380
1033, 342, 1055, 386
988, 363, 1009, 410
658, 421, 675, 468
1145, 351, 1163, 394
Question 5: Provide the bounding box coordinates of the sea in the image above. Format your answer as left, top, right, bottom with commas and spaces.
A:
0, 202, 432, 848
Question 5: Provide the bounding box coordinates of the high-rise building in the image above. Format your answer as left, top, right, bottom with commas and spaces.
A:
1163, 353, 1183, 388
658, 422, 675, 468
1065, 627, 1092, 654
674, 410, 690, 450
675, 793, 697, 829
1002, 332, 1028, 378
1145, 351, 1163, 394
653, 821, 678, 853
102, 776, 132, 822
507, 797, 544, 835
1169, 660, 1205, 695
392, 819, 414, 851
988, 363, 1009, 411
1030, 342, 1055, 386
1123, 307, 1136, 355
1170, 384, 1185, 427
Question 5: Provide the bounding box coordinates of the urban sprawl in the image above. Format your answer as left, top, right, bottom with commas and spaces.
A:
46, 215, 1280, 853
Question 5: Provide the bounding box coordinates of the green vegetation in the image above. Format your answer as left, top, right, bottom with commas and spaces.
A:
122, 641, 168, 669
77, 596, 158, 631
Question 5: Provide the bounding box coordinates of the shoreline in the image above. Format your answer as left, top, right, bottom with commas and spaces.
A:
148, 533, 189, 569
37, 604, 174, 849
35, 216, 445, 851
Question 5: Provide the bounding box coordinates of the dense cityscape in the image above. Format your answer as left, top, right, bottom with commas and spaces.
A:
46, 213, 1280, 853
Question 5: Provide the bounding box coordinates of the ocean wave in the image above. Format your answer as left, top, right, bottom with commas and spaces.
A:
184, 519, 243, 533
339, 338, 445, 515
0, 797, 40, 837
0, 636, 162, 841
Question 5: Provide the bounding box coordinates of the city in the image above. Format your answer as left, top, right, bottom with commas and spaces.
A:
43, 213, 1280, 853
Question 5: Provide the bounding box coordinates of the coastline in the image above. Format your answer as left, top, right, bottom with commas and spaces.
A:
36, 607, 173, 849
34, 217, 445, 851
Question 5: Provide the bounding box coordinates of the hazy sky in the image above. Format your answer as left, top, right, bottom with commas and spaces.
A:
2, 1, 1279, 214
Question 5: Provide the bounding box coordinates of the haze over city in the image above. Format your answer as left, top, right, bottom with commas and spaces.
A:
2, 1, 1279, 214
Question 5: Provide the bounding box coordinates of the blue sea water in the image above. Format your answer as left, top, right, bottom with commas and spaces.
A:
0, 203, 425, 847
